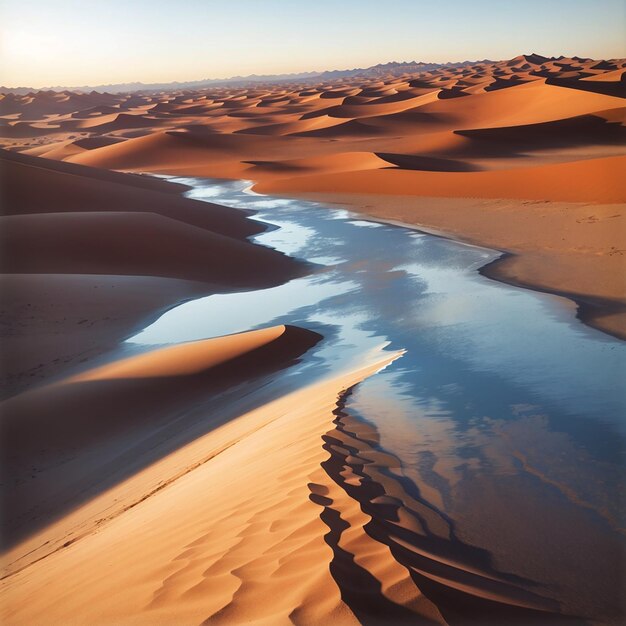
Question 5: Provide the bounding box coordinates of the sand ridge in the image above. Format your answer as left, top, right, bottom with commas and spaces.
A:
1, 352, 403, 626
3, 55, 623, 196
1, 325, 323, 552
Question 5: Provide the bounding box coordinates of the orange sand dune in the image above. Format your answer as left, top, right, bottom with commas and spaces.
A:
245, 151, 389, 176
66, 129, 270, 169
67, 129, 335, 180
1, 210, 302, 286
2, 53, 625, 341
256, 154, 626, 204
69, 324, 315, 382
1, 325, 321, 553
582, 68, 625, 82
54, 79, 624, 184
451, 111, 625, 154
0, 149, 305, 397
412, 80, 626, 130
299, 91, 439, 120
21, 138, 87, 160
1, 149, 269, 238
19, 134, 127, 160
235, 113, 349, 136
1, 346, 586, 625
0, 354, 399, 625
0, 273, 205, 399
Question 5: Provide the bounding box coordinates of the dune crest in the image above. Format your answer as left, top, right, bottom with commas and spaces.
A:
0, 352, 399, 625
0, 149, 307, 396
1, 324, 322, 557
70, 325, 293, 381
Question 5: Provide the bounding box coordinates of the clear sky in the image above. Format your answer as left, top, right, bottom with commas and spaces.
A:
1, 0, 624, 88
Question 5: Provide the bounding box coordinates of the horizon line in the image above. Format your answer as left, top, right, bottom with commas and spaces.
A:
2, 50, 619, 92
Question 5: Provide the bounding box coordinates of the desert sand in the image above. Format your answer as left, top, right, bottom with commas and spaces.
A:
0, 149, 305, 396
1, 53, 624, 625
2, 341, 582, 626
3, 53, 623, 337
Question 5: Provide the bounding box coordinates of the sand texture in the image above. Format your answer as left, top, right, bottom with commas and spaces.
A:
2, 345, 585, 625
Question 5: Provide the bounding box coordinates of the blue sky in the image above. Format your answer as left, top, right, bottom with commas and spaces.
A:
1, 0, 624, 87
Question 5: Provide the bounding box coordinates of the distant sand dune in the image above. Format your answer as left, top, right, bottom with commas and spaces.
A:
2, 54, 623, 338
256, 155, 626, 203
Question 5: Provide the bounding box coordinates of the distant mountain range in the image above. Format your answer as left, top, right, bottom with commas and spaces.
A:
1, 59, 496, 95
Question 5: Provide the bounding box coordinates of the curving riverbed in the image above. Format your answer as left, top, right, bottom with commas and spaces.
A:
130, 178, 625, 624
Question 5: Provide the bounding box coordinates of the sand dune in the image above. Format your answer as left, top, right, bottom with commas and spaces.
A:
0, 354, 396, 626
245, 151, 390, 176
1, 53, 623, 625
375, 153, 480, 172
256, 155, 626, 204
0, 148, 305, 398
32, 70, 622, 189
1, 151, 304, 285
1, 325, 322, 550
2, 55, 623, 338
0, 273, 205, 399
452, 112, 625, 154
411, 80, 625, 130
1, 347, 586, 625
21, 138, 88, 160
2, 148, 269, 238
235, 114, 348, 136
1, 210, 303, 286
299, 92, 439, 120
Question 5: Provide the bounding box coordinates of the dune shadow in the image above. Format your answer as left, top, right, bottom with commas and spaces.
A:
376, 152, 481, 172
544, 76, 626, 98
454, 114, 626, 152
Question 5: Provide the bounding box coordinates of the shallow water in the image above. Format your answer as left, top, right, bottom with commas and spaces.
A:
130, 178, 625, 622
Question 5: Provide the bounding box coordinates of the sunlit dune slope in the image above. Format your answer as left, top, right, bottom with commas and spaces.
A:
256, 155, 626, 203
1, 325, 322, 553
1, 345, 586, 626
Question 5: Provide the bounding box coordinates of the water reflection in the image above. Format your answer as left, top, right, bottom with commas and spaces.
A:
129, 177, 625, 620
